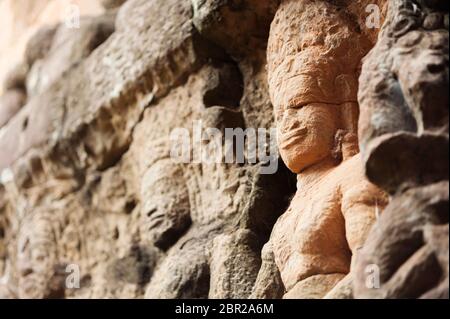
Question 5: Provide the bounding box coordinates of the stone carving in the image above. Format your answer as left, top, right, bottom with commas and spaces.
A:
192, 0, 279, 57
0, 0, 294, 299
139, 157, 191, 250
0, 0, 105, 95
125, 63, 292, 298
354, 0, 449, 299
101, 0, 128, 10
0, 63, 28, 128
24, 26, 58, 68
252, 0, 389, 299
0, 0, 447, 299
0, 88, 26, 129
26, 15, 115, 97
117, 0, 293, 299
16, 205, 67, 298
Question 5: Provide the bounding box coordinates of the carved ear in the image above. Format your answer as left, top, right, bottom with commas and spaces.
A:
339, 102, 359, 135
331, 130, 345, 163
332, 130, 359, 162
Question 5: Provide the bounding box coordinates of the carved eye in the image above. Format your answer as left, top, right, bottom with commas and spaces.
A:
146, 208, 157, 217
393, 17, 417, 37
393, 1, 422, 38
397, 31, 423, 48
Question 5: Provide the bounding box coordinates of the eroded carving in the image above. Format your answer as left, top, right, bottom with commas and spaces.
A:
0, 0, 445, 300
354, 0, 449, 299
253, 0, 388, 299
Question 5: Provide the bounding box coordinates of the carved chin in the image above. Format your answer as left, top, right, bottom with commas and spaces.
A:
280, 144, 329, 174
279, 124, 337, 172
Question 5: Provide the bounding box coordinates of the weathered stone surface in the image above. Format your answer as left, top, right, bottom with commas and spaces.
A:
249, 242, 285, 299
0, 0, 295, 299
0, 0, 447, 300
354, 0, 449, 299
192, 0, 279, 56
0, 64, 28, 129
101, 0, 127, 10
0, 0, 208, 298
0, 89, 26, 128
209, 230, 261, 299
358, 0, 449, 194
3, 63, 28, 92
251, 0, 389, 299
284, 274, 345, 299
24, 25, 58, 67
354, 182, 449, 298
26, 14, 115, 97
0, 0, 200, 172
125, 63, 293, 299
0, 0, 104, 94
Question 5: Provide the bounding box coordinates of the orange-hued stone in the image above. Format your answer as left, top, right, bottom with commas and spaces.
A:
257, 0, 389, 298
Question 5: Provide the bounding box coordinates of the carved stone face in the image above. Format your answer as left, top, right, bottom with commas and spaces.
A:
267, 0, 366, 173
357, 0, 449, 191
388, 0, 449, 133
275, 103, 339, 173
393, 28, 448, 132
16, 214, 62, 298
140, 159, 190, 250
353, 1, 449, 298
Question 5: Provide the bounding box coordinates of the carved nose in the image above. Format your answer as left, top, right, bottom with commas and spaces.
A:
21, 267, 33, 276
282, 119, 301, 134
281, 110, 301, 133
287, 121, 301, 130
